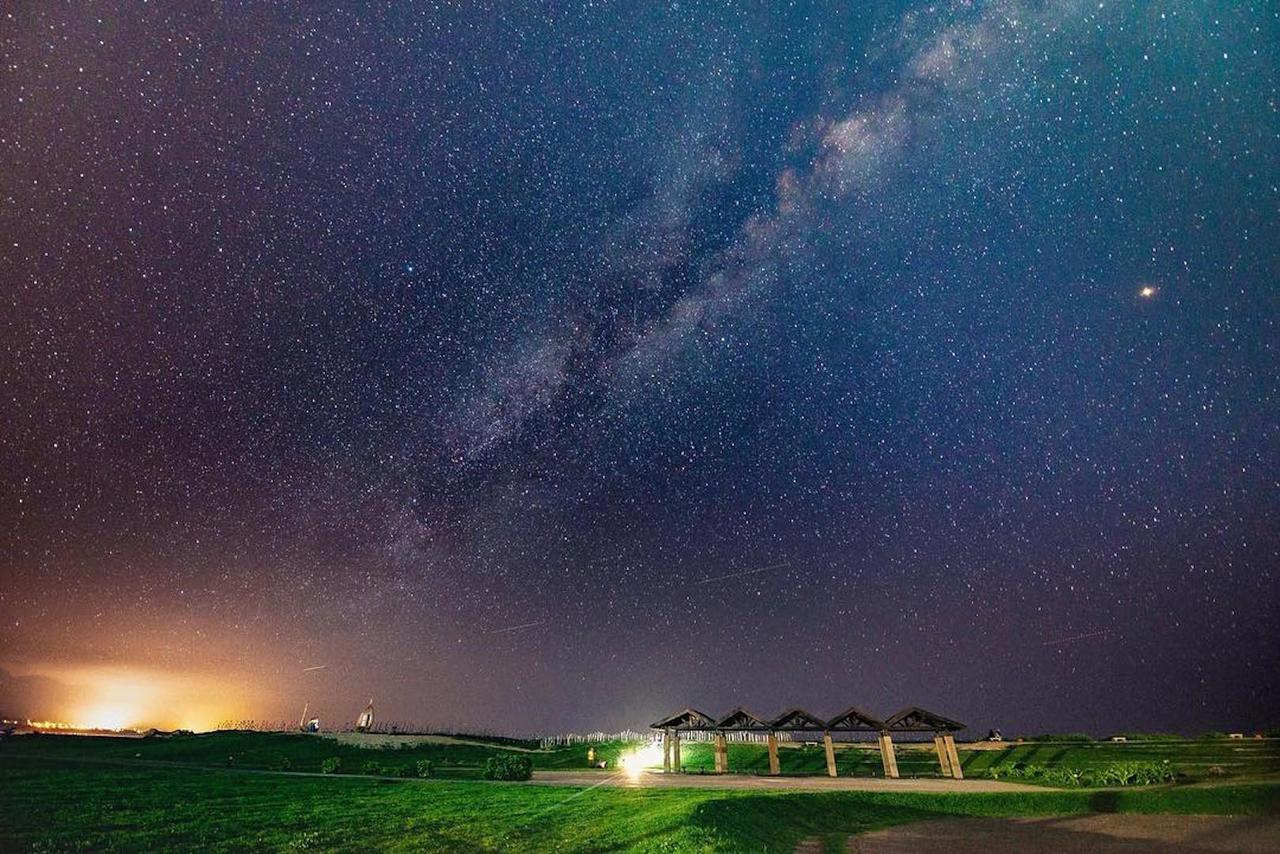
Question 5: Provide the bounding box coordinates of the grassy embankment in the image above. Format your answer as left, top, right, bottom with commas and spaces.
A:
1, 751, 1277, 852
659, 736, 1280, 783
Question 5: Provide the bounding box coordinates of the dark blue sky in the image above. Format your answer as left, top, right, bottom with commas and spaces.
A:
1, 1, 1276, 735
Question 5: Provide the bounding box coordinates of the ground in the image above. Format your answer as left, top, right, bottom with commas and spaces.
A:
839, 815, 1280, 853
1, 732, 1278, 852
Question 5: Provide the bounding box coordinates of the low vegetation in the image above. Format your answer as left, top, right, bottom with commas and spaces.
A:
991, 760, 1177, 788
483, 754, 534, 781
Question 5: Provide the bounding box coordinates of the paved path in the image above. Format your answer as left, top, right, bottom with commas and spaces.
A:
530, 769, 1044, 792
833, 815, 1280, 853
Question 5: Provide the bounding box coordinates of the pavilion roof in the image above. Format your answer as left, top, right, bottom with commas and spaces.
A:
883, 706, 966, 732
650, 707, 717, 730
825, 705, 886, 731
768, 707, 827, 731
714, 707, 771, 730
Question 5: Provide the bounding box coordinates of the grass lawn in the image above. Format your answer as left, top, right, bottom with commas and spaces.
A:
2, 732, 1279, 852
669, 736, 1280, 783
2, 756, 1278, 852
9, 731, 1275, 783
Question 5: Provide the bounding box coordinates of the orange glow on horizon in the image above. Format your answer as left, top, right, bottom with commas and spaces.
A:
11, 663, 253, 733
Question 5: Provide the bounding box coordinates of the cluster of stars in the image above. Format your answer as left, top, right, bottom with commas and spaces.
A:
0, 0, 1275, 735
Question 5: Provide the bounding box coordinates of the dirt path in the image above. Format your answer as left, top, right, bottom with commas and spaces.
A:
830, 815, 1280, 853
530, 770, 1044, 792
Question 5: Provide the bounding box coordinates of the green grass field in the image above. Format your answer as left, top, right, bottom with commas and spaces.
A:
7, 730, 1275, 782
1, 732, 1278, 851
646, 736, 1280, 783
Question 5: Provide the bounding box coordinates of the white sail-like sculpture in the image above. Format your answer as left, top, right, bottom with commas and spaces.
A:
355, 698, 375, 732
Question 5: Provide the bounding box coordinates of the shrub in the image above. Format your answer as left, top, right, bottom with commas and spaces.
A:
483, 754, 533, 781
394, 765, 414, 778
321, 757, 342, 774
361, 760, 384, 776
994, 760, 1175, 788
415, 759, 434, 778
271, 755, 292, 771
1096, 760, 1176, 786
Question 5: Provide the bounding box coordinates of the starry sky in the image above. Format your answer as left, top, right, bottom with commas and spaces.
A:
1, 1, 1277, 736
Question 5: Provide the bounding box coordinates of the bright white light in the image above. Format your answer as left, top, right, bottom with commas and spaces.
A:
619, 741, 664, 780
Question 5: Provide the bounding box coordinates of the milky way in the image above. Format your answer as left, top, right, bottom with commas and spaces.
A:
1, 1, 1276, 734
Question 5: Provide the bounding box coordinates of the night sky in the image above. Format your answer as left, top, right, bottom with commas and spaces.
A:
2, 1, 1277, 737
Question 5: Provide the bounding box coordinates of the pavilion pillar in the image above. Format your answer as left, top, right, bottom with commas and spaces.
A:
663, 730, 672, 772
767, 732, 780, 775
822, 732, 837, 778
672, 731, 682, 772
714, 733, 728, 773
933, 733, 952, 777
877, 731, 900, 779
944, 733, 963, 779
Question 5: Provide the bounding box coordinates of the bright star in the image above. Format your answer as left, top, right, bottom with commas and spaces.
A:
1139, 285, 1157, 298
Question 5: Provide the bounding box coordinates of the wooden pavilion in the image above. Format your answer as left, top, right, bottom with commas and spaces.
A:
650, 704, 966, 779
883, 706, 967, 779
826, 705, 894, 778
713, 707, 771, 773
649, 708, 716, 773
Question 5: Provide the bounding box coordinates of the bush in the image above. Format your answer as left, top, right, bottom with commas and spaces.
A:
483, 754, 533, 781
394, 765, 414, 778
321, 757, 342, 774
1026, 733, 1094, 743
993, 760, 1175, 788
271, 755, 292, 771
415, 759, 434, 778
361, 760, 384, 776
